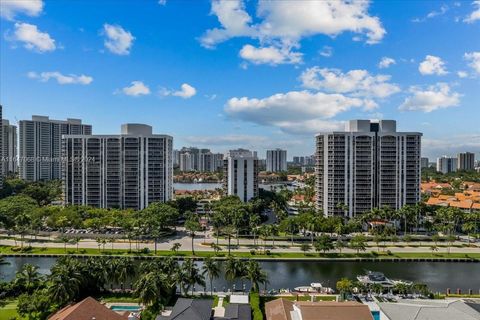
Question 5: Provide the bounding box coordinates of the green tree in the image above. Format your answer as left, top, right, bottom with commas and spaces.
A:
185, 212, 202, 255
243, 260, 268, 292
141, 202, 179, 254
202, 257, 220, 295
17, 289, 54, 320
14, 264, 42, 294
350, 234, 367, 254
300, 243, 311, 255
314, 235, 334, 255
180, 259, 205, 295
171, 242, 182, 254
336, 278, 353, 297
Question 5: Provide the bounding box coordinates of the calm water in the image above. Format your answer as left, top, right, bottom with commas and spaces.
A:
1, 257, 479, 293
173, 183, 294, 192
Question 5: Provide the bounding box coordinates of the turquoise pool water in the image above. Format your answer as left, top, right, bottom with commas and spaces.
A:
371, 311, 380, 320
110, 305, 141, 312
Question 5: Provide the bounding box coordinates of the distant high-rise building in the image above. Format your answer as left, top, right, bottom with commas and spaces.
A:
179, 152, 194, 172
173, 149, 180, 167
178, 147, 223, 172
316, 120, 422, 217
223, 149, 259, 202
62, 124, 173, 210
2, 120, 17, 176
437, 156, 457, 174
266, 149, 287, 172
421, 157, 430, 169
457, 152, 475, 171
19, 115, 92, 181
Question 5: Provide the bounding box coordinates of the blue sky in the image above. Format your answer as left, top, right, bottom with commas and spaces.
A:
1, 0, 479, 160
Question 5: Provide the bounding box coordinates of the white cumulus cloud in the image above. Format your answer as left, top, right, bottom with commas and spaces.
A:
200, 0, 385, 65
10, 22, 55, 52
464, 0, 480, 23
464, 51, 480, 75
399, 83, 461, 112
161, 83, 197, 99
28, 71, 93, 85
121, 81, 150, 96
103, 24, 135, 55
0, 0, 43, 20
299, 67, 400, 98
239, 44, 302, 65
378, 57, 396, 69
225, 90, 366, 134
418, 55, 448, 75
457, 71, 468, 78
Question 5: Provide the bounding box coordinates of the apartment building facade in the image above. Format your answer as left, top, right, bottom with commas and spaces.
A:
19, 116, 92, 181
223, 149, 259, 202
315, 120, 422, 217
437, 156, 457, 174
178, 147, 223, 172
266, 149, 287, 172
62, 124, 173, 210
458, 152, 475, 171
2, 120, 17, 176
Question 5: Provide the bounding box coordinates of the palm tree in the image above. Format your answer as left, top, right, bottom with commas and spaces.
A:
224, 256, 239, 283
202, 257, 220, 295
335, 239, 346, 254
185, 213, 202, 255
48, 262, 82, 306
71, 236, 81, 252
116, 257, 136, 291
269, 224, 279, 247
171, 242, 182, 255
14, 264, 41, 294
243, 260, 268, 292
181, 259, 205, 295
59, 235, 70, 253
249, 214, 260, 246
134, 271, 173, 307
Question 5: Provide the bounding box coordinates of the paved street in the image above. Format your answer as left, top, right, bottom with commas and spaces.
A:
1, 230, 479, 254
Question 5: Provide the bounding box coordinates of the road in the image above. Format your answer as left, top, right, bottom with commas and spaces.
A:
1, 229, 479, 254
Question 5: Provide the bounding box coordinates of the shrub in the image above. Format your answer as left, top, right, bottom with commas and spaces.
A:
250, 250, 256, 255
250, 293, 263, 320
386, 250, 393, 256
265, 250, 271, 255
140, 247, 150, 254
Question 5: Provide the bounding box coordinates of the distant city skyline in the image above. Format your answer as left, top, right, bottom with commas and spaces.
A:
1, 0, 480, 159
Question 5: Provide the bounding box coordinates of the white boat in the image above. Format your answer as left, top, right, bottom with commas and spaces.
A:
357, 271, 395, 288
294, 283, 334, 293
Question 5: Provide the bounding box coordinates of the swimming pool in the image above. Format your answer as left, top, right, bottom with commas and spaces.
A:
371, 311, 380, 320
110, 305, 141, 312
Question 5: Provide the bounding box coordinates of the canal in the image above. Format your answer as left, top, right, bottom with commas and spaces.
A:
1, 257, 478, 293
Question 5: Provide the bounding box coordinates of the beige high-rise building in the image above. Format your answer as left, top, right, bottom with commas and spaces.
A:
62, 124, 173, 210
19, 116, 92, 181
315, 120, 422, 217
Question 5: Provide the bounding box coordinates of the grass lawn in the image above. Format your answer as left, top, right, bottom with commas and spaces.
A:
0, 301, 24, 320
1, 245, 479, 260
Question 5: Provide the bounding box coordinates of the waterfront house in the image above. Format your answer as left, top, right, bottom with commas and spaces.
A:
265, 299, 373, 320
378, 298, 480, 320
48, 297, 130, 320
156, 298, 213, 320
